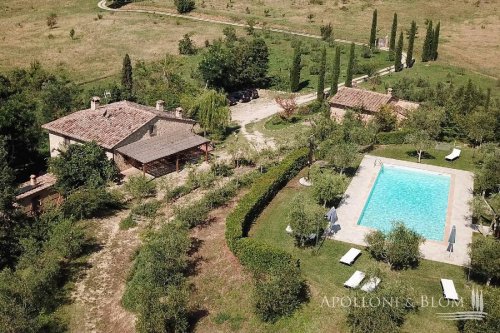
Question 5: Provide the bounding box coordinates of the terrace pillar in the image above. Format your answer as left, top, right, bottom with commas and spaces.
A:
176, 155, 179, 173
204, 143, 209, 162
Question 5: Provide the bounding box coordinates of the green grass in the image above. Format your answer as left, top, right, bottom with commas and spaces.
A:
119, 214, 137, 230
370, 144, 479, 172
265, 36, 392, 91
248, 169, 474, 332
127, 0, 500, 77
361, 62, 500, 98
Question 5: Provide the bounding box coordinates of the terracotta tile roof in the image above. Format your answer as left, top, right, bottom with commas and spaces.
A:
42, 101, 195, 149
116, 130, 209, 164
16, 173, 57, 200
330, 87, 393, 113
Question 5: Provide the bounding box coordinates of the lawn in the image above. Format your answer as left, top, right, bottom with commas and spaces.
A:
248, 170, 475, 332
360, 62, 500, 98
128, 0, 500, 77
370, 143, 479, 172
0, 0, 392, 92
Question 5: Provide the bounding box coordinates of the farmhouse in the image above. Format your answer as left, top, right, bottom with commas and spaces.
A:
42, 97, 210, 176
330, 87, 419, 121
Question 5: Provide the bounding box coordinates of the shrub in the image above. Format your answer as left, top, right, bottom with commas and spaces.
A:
124, 175, 156, 201
211, 161, 234, 177
254, 268, 307, 322
347, 280, 417, 332
376, 130, 410, 144
320, 23, 333, 41
364, 230, 386, 260
119, 214, 137, 230
131, 200, 161, 219
178, 33, 197, 55
469, 236, 500, 285
174, 0, 195, 14
46, 13, 57, 29
50, 141, 119, 195
365, 222, 424, 269
174, 201, 210, 228
122, 223, 191, 332
61, 188, 123, 220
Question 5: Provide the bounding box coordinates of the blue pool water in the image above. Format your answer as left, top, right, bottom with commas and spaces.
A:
357, 165, 450, 241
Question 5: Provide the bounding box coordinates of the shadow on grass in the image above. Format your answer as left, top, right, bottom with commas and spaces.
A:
188, 308, 210, 333
405, 150, 436, 160
298, 80, 310, 91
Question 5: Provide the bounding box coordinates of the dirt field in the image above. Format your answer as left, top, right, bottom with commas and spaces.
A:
0, 0, 224, 84
129, 0, 500, 78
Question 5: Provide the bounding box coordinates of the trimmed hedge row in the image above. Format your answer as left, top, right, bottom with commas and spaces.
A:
226, 148, 309, 254
225, 149, 308, 318
376, 130, 410, 144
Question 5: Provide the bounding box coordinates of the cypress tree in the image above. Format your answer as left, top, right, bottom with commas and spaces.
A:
389, 13, 398, 52
422, 20, 433, 62
431, 21, 440, 60
290, 46, 302, 92
317, 46, 327, 102
345, 43, 355, 87
331, 46, 341, 95
369, 9, 377, 48
406, 20, 417, 68
121, 54, 133, 98
485, 88, 491, 111
394, 31, 404, 72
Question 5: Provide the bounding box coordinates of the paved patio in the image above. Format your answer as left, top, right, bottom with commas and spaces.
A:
331, 155, 475, 266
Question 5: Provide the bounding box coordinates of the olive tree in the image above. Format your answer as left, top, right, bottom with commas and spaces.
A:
469, 236, 500, 285
288, 194, 326, 247
365, 222, 424, 270
311, 170, 348, 207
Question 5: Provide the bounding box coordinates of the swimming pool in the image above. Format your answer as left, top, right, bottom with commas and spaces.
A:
357, 164, 451, 241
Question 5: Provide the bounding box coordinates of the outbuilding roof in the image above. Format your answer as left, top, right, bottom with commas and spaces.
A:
42, 101, 194, 149
330, 87, 393, 113
16, 173, 57, 200
116, 130, 209, 164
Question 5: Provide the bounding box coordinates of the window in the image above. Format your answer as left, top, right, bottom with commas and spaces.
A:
63, 136, 70, 146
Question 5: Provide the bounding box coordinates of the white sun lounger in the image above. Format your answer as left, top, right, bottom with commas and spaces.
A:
441, 279, 459, 301
361, 277, 381, 292
344, 271, 365, 288
445, 148, 461, 161
340, 248, 362, 266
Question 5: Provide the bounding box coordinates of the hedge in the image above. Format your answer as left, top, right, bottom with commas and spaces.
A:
225, 149, 309, 320
226, 148, 308, 253
376, 130, 411, 145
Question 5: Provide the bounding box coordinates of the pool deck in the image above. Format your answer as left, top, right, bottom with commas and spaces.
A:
331, 155, 475, 267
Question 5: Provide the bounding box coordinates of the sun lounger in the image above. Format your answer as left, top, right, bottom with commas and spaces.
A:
361, 277, 381, 292
445, 148, 461, 161
441, 279, 459, 301
344, 271, 365, 288
340, 248, 362, 266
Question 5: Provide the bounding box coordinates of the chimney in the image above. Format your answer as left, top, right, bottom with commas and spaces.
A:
30, 174, 37, 186
156, 100, 164, 112
387, 88, 393, 97
91, 96, 100, 110
175, 107, 183, 119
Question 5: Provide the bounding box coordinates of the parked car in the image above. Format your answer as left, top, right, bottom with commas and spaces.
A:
240, 90, 252, 103
251, 89, 259, 99
227, 95, 237, 106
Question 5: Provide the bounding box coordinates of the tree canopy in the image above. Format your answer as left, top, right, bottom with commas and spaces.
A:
199, 37, 269, 91
49, 141, 118, 195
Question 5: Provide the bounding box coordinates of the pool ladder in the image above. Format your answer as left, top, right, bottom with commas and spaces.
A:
373, 159, 383, 167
